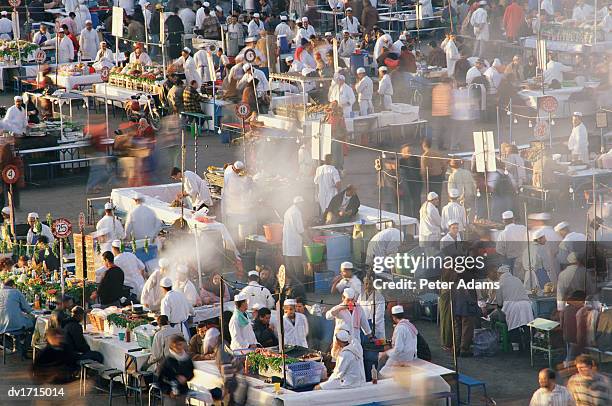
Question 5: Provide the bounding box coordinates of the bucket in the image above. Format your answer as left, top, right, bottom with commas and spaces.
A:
314, 271, 335, 294
323, 233, 351, 260
263, 223, 283, 244
304, 243, 325, 264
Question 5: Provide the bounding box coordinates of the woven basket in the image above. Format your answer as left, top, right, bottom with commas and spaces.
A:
88, 313, 105, 331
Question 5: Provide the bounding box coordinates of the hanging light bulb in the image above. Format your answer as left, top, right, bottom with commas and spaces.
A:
476, 189, 481, 198
513, 117, 518, 124
504, 168, 509, 176
382, 152, 387, 158
528, 120, 533, 128
569, 187, 574, 194
296, 137, 300, 144
550, 119, 555, 125
266, 137, 271, 142
217, 127, 222, 134
506, 110, 511, 116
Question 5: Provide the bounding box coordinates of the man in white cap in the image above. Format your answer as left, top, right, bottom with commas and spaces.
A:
247, 13, 265, 38
338, 30, 356, 57
341, 7, 361, 35
556, 253, 596, 311
282, 196, 308, 280
193, 46, 213, 84
295, 38, 316, 69
314, 154, 341, 213
419, 192, 442, 248
331, 262, 362, 296
239, 270, 275, 310
229, 292, 258, 350
221, 160, 254, 242
567, 112, 589, 163
237, 36, 266, 66
366, 226, 402, 269
441, 34, 460, 77
295, 16, 316, 45
26, 212, 54, 246
160, 276, 193, 338
523, 228, 560, 290
326, 288, 372, 358
466, 57, 486, 85
543, 53, 572, 85
276, 298, 309, 348
170, 167, 213, 211
96, 202, 124, 247
0, 11, 12, 40
2, 96, 28, 136
328, 73, 355, 117
128, 43, 152, 65
94, 41, 114, 68
275, 15, 294, 42
355, 67, 373, 116
528, 212, 560, 257
173, 47, 199, 87
124, 192, 162, 240
392, 34, 407, 55
285, 55, 302, 73
496, 210, 528, 276
489, 265, 534, 346
0, 207, 12, 246
441, 188, 467, 233
79, 19, 99, 60
111, 240, 146, 297
377, 66, 393, 110
373, 33, 392, 61
440, 220, 462, 249
316, 329, 366, 390
178, 4, 196, 35
554, 222, 586, 267
470, 1, 489, 57
378, 305, 418, 377
140, 258, 171, 311
238, 62, 270, 97
172, 264, 200, 307
484, 58, 503, 94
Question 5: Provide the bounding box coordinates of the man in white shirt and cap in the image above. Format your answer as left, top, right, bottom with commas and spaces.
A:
373, 33, 392, 61
124, 192, 162, 240
358, 276, 386, 339
229, 292, 258, 350
96, 202, 125, 248
355, 67, 373, 116
94, 41, 114, 68
140, 258, 171, 311
0, 11, 13, 40
419, 192, 442, 248
295, 17, 316, 45
174, 47, 199, 87
328, 74, 355, 117
314, 154, 341, 213
554, 222, 586, 267
543, 54, 572, 85
26, 212, 54, 246
193, 46, 212, 84
111, 240, 146, 297
170, 167, 213, 211
491, 265, 534, 342
484, 58, 503, 94
277, 298, 309, 347
172, 264, 200, 307
338, 30, 356, 57
247, 13, 265, 39
2, 96, 28, 135
441, 34, 460, 77
496, 210, 528, 276
195, 1, 210, 29
316, 329, 366, 390
556, 253, 596, 311
341, 8, 361, 35
221, 161, 253, 242
129, 43, 153, 66
275, 15, 294, 41
523, 228, 560, 291
326, 288, 372, 358
366, 227, 402, 269
331, 262, 362, 296
441, 188, 467, 233
466, 58, 486, 84
528, 212, 560, 257
240, 270, 275, 310
238, 63, 270, 97
391, 34, 407, 55
378, 305, 418, 378
377, 66, 393, 110
441, 220, 462, 249
43, 28, 74, 63
79, 20, 99, 60
283, 196, 307, 281
160, 276, 194, 338
567, 112, 589, 163
470, 1, 489, 57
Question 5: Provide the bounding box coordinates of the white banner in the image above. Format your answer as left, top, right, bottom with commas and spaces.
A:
111, 7, 123, 37
473, 131, 497, 173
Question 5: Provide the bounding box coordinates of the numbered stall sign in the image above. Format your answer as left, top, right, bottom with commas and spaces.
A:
533, 122, 548, 139
539, 96, 558, 113
235, 102, 251, 119
35, 49, 46, 64
51, 218, 73, 239
243, 48, 256, 63
100, 66, 110, 82
2, 165, 19, 184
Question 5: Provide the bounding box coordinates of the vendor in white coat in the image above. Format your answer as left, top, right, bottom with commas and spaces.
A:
94, 41, 115, 69
174, 48, 199, 88
239, 270, 275, 310
247, 13, 265, 38
96, 203, 125, 247
129, 43, 153, 66
326, 288, 372, 359
377, 66, 393, 110
543, 55, 572, 85
277, 298, 309, 348
419, 0, 434, 18
124, 192, 162, 240
222, 161, 253, 242
314, 154, 341, 213
470, 1, 489, 57
26, 212, 55, 246
193, 47, 212, 84
282, 196, 307, 280
275, 15, 294, 42
170, 167, 213, 211
441, 34, 460, 77
295, 17, 316, 45
554, 222, 586, 266
440, 220, 462, 249
379, 305, 418, 378
358, 277, 386, 339
229, 293, 258, 350
492, 265, 534, 333
0, 11, 13, 40
173, 264, 201, 307
160, 276, 194, 338
496, 210, 528, 275
366, 227, 402, 268
44, 28, 74, 63
2, 96, 28, 136
340, 8, 361, 35
316, 329, 366, 390
79, 20, 100, 60
238, 63, 270, 97
484, 58, 503, 95
111, 240, 146, 296
523, 228, 560, 291
355, 67, 373, 116
328, 74, 355, 118
373, 33, 392, 62
419, 192, 442, 247
441, 188, 467, 232
140, 258, 171, 311
567, 112, 589, 163
331, 262, 362, 296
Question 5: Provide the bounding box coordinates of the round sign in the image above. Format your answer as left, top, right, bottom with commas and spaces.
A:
34, 49, 46, 64
235, 102, 251, 119
2, 165, 19, 184
51, 218, 73, 239
8, 0, 20, 7
100, 66, 110, 82
534, 121, 548, 139
277, 265, 286, 290
243, 48, 256, 63
540, 96, 558, 113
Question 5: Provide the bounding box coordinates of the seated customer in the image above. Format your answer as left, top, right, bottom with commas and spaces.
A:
252, 307, 278, 348
147, 315, 182, 371
189, 320, 220, 361
63, 306, 104, 363
157, 335, 194, 405
31, 327, 76, 384
323, 184, 360, 224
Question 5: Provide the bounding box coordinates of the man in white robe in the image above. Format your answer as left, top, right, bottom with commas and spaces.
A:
96, 203, 125, 248
172, 264, 200, 307
470, 1, 489, 57
330, 262, 362, 296
140, 258, 171, 311
419, 192, 442, 247
112, 240, 146, 296
193, 48, 212, 84
314, 154, 341, 213
160, 277, 194, 338
221, 161, 254, 242
174, 48, 199, 88
440, 220, 462, 250
355, 67, 373, 116
79, 20, 99, 60
229, 293, 258, 350
358, 277, 386, 339
170, 167, 213, 210
43, 29, 74, 63
441, 34, 460, 77
441, 188, 467, 232
496, 210, 528, 276
377, 66, 393, 110
2, 96, 28, 135
328, 74, 355, 117
523, 229, 560, 290
326, 288, 372, 359
366, 227, 402, 269
282, 196, 307, 280
277, 298, 308, 347
493, 265, 534, 335
379, 305, 418, 378
567, 112, 589, 163
554, 222, 586, 267
124, 193, 162, 240
26, 212, 54, 246
239, 270, 275, 310
129, 44, 153, 65
295, 17, 316, 45
317, 329, 366, 390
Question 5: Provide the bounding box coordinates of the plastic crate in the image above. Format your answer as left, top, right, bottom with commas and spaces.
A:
286, 361, 324, 388
135, 330, 153, 349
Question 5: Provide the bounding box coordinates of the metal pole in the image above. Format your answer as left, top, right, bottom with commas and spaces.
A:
482, 131, 490, 220
8, 183, 15, 243
279, 288, 287, 386
524, 202, 533, 285
426, 166, 430, 196
509, 99, 513, 144
194, 123, 198, 174
496, 105, 501, 145
378, 154, 383, 229
448, 284, 460, 403
219, 276, 225, 346
394, 153, 403, 243
194, 225, 203, 290
60, 239, 65, 298
181, 127, 185, 226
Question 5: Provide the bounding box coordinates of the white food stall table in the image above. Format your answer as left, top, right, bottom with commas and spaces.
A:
53, 73, 103, 90
192, 302, 235, 323
92, 83, 156, 101
83, 328, 150, 372
517, 86, 586, 118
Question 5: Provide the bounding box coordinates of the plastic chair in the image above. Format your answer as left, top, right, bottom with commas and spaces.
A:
458, 374, 488, 405
494, 321, 511, 353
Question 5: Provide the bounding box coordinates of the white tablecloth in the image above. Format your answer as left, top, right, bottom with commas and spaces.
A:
54, 73, 102, 90
191, 359, 452, 406
92, 83, 154, 100
83, 327, 150, 372
518, 86, 585, 118
192, 302, 235, 323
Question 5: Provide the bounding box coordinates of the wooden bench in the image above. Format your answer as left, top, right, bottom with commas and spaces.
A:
181, 112, 213, 134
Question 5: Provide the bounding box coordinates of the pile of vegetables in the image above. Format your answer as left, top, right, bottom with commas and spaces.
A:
246, 349, 300, 374
0, 40, 38, 61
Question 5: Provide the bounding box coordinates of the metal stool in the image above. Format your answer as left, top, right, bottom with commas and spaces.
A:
1, 330, 27, 364
124, 353, 155, 406
81, 360, 125, 405
148, 382, 163, 406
